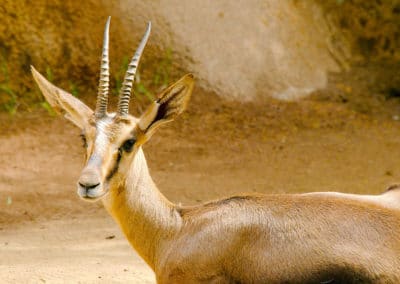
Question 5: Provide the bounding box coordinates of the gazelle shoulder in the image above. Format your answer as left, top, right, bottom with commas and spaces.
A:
176, 194, 264, 217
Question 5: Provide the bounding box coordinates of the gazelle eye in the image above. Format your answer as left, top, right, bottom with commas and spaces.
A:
121, 139, 136, 153
80, 134, 87, 148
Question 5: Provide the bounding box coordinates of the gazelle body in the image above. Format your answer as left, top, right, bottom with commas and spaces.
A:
32, 18, 400, 283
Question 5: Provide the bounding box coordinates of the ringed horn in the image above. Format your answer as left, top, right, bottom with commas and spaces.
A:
95, 17, 151, 118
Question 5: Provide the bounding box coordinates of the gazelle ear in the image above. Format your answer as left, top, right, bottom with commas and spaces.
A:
31, 66, 93, 129
138, 73, 194, 140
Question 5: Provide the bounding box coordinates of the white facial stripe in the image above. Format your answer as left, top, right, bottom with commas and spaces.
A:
87, 152, 102, 167
86, 114, 140, 181
95, 114, 139, 149
95, 116, 114, 153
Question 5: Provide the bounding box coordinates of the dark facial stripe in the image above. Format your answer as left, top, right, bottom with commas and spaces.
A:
106, 151, 122, 181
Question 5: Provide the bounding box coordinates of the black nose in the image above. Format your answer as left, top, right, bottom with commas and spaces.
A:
78, 182, 100, 190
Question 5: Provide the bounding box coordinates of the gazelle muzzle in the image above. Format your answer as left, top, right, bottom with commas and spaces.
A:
77, 164, 106, 200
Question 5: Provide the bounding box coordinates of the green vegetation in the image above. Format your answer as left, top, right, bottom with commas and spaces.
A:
112, 48, 174, 111
0, 47, 175, 116
112, 56, 156, 112
40, 101, 56, 116
69, 81, 79, 97
153, 47, 173, 90
0, 84, 17, 115
45, 66, 54, 82
0, 53, 18, 115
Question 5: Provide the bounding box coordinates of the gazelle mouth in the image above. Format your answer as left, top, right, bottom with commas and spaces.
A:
77, 183, 108, 201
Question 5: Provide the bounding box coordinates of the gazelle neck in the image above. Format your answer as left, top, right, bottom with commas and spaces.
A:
102, 148, 182, 269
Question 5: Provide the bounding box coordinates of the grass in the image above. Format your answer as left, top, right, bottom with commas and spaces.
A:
0, 53, 18, 115
40, 101, 56, 116
112, 48, 174, 112
69, 82, 79, 97
153, 47, 173, 90
45, 66, 54, 82
0, 46, 175, 116
0, 85, 18, 115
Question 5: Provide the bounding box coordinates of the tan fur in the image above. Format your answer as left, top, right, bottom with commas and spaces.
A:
103, 150, 400, 283
32, 57, 400, 284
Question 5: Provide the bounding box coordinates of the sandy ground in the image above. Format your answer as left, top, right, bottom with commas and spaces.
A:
2, 83, 400, 282
0, 218, 154, 283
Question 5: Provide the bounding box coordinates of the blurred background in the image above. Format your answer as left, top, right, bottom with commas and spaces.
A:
1, 0, 400, 282
1, 0, 399, 108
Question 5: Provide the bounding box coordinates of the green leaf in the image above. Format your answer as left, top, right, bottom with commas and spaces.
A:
41, 101, 56, 116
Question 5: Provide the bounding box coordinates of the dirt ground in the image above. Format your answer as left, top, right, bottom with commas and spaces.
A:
2, 65, 400, 282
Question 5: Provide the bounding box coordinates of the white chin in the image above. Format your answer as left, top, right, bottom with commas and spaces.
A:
77, 185, 108, 201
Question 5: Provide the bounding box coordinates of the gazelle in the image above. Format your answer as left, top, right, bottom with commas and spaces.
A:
32, 17, 400, 283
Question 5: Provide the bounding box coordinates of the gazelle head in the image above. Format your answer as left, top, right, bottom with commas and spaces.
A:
32, 17, 194, 201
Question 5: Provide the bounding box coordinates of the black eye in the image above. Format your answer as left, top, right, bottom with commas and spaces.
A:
80, 134, 87, 148
121, 139, 136, 153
